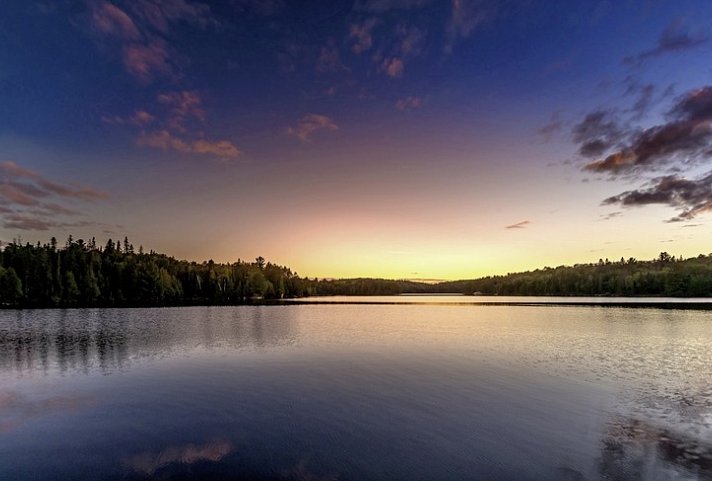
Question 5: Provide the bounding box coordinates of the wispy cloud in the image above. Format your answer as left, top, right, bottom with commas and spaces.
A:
350, 18, 379, 54
137, 130, 240, 160
102, 109, 155, 127
122, 40, 172, 83
395, 96, 423, 111
87, 0, 218, 83
505, 220, 530, 229
91, 2, 140, 40
287, 114, 338, 142
0, 161, 109, 231
105, 90, 241, 161
572, 110, 626, 159
445, 0, 491, 53
624, 21, 707, 66
0, 162, 108, 201
537, 112, 562, 139
599, 211, 622, 221
158, 90, 205, 131
126, 0, 219, 33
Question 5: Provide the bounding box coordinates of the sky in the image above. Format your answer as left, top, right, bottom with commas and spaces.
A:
2, 0, 712, 280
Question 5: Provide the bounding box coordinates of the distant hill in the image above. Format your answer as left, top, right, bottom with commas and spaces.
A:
311, 252, 712, 298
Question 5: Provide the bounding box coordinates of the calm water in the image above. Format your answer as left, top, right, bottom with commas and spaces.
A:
1, 298, 711, 480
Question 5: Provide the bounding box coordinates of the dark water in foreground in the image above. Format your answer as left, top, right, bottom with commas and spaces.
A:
0, 300, 711, 480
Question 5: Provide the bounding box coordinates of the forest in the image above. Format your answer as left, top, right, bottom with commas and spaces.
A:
1, 235, 712, 307
0, 236, 313, 307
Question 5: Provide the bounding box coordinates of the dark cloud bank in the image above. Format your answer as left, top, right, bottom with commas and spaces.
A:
574, 86, 712, 223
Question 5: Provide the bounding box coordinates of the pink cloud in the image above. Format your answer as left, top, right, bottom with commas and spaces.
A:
158, 91, 205, 130
127, 0, 218, 34
91, 2, 141, 40
0, 184, 41, 206
395, 96, 423, 111
350, 19, 379, 54
287, 114, 339, 142
382, 57, 404, 77
131, 110, 155, 126
122, 41, 172, 82
0, 161, 108, 201
0, 162, 109, 231
137, 130, 240, 160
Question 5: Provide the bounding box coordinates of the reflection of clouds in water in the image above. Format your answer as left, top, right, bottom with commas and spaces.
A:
0, 306, 297, 376
600, 415, 712, 480
124, 439, 232, 475
0, 390, 93, 433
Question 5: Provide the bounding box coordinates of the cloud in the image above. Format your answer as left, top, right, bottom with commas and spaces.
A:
137, 130, 240, 160
600, 211, 622, 221
624, 21, 707, 66
126, 0, 218, 33
102, 109, 155, 126
0, 161, 109, 231
572, 110, 626, 158
122, 40, 173, 83
131, 110, 155, 126
157, 90, 205, 131
537, 112, 562, 139
629, 84, 656, 119
382, 57, 404, 77
0, 161, 108, 201
287, 114, 338, 142
505, 220, 530, 229
395, 96, 423, 111
349, 19, 379, 54
91, 2, 140, 40
445, 0, 491, 53
396, 24, 424, 57
137, 91, 240, 160
87, 0, 218, 83
603, 171, 712, 222
582, 87, 712, 177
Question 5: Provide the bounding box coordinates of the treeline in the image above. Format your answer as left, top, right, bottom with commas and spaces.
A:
3, 239, 712, 307
0, 236, 314, 307
308, 252, 712, 298
446, 253, 712, 297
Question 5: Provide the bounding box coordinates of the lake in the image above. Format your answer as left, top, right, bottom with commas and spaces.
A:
1, 298, 711, 480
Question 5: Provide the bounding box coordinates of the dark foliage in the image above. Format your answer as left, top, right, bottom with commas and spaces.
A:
2, 237, 711, 307
0, 236, 312, 307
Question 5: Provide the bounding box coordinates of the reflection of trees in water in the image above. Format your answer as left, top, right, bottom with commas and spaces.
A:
0, 307, 297, 375
599, 415, 712, 480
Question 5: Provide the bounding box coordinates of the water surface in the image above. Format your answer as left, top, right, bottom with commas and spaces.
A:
1, 299, 711, 480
